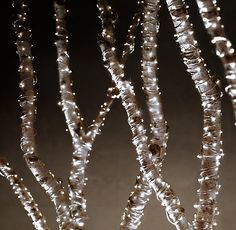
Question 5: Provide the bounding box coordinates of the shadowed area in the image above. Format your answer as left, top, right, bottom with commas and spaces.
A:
0, 0, 236, 229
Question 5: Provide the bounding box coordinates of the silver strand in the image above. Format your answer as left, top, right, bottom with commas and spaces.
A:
196, 0, 236, 124
0, 159, 50, 230
13, 0, 73, 228
166, 0, 223, 228
97, 1, 191, 229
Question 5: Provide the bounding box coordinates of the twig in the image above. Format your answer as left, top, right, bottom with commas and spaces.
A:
121, 0, 143, 64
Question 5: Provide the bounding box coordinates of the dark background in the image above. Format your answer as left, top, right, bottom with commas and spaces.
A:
0, 0, 236, 229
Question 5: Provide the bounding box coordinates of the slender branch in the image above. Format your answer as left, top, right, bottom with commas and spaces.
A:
97, 1, 191, 229
121, 0, 169, 228
120, 173, 152, 230
0, 159, 50, 230
88, 5, 150, 228
54, 1, 89, 228
85, 84, 117, 144
87, 0, 143, 144
196, 0, 236, 124
55, 0, 146, 226
98, 33, 190, 230
13, 1, 73, 228
54, 0, 142, 227
54, 0, 85, 138
141, 0, 168, 159
166, 0, 223, 228
121, 0, 143, 64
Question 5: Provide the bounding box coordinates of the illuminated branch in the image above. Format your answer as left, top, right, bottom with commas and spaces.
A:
7, 0, 230, 229
86, 84, 117, 143
97, 1, 191, 229
166, 0, 223, 228
87, 0, 143, 143
121, 0, 169, 228
122, 0, 143, 64
13, 1, 73, 229
54, 0, 141, 227
0, 159, 50, 230
54, 1, 89, 227
120, 173, 152, 229
141, 0, 168, 161
88, 0, 144, 144
196, 0, 236, 124
88, 6, 148, 228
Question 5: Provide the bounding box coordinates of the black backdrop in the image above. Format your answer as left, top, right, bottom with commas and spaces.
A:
0, 0, 236, 229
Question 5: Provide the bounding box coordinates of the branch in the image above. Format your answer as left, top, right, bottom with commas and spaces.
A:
54, 0, 142, 227
97, 1, 191, 229
53, 1, 89, 227
13, 1, 72, 228
0, 159, 50, 230
166, 0, 223, 228
85, 83, 117, 144
121, 0, 143, 64
86, 0, 143, 144
120, 173, 152, 230
141, 0, 168, 158
196, 0, 236, 124
121, 0, 169, 228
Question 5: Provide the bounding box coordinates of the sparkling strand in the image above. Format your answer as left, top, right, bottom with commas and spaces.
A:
196, 0, 236, 124
13, 0, 73, 228
97, 1, 191, 229
0, 159, 50, 230
165, 0, 223, 228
